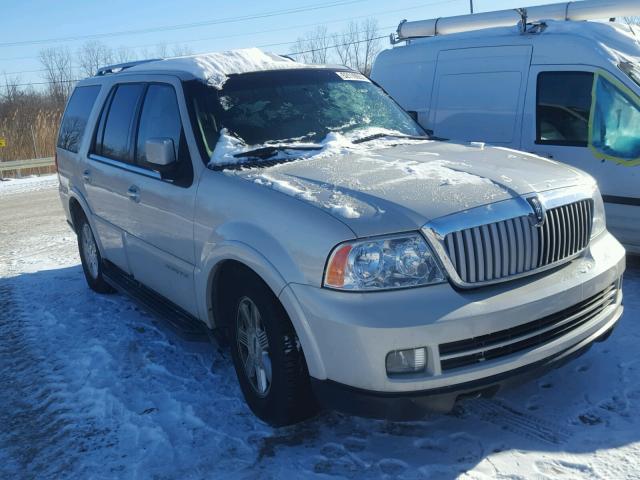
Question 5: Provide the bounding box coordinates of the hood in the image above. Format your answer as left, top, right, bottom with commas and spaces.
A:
232, 141, 591, 237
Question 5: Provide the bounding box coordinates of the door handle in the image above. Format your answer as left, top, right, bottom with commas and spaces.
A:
127, 185, 140, 203
82, 169, 91, 183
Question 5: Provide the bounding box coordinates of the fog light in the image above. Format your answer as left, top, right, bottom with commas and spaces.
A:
386, 347, 427, 375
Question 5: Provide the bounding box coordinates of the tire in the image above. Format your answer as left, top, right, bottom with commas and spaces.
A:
228, 270, 317, 426
76, 213, 115, 294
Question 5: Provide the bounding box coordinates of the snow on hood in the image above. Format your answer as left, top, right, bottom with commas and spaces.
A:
210, 129, 590, 231
210, 127, 442, 220
128, 48, 310, 89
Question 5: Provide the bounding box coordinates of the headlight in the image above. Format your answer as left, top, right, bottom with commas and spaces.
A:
324, 233, 446, 291
591, 185, 606, 238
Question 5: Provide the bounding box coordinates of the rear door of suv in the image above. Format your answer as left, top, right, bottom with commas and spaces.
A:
86, 76, 199, 315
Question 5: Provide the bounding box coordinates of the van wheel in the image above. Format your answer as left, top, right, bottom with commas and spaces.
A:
228, 271, 317, 426
76, 214, 115, 294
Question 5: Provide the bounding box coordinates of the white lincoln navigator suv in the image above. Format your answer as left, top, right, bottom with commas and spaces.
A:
56, 48, 625, 426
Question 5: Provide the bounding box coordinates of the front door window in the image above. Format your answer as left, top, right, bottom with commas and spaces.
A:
590, 73, 640, 164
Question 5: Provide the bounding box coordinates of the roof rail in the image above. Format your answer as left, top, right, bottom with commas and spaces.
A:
394, 0, 640, 42
95, 58, 162, 76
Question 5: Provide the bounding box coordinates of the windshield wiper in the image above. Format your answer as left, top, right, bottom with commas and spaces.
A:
233, 145, 322, 159
351, 133, 431, 144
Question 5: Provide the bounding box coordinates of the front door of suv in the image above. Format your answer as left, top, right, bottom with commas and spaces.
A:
88, 78, 198, 316
124, 81, 199, 316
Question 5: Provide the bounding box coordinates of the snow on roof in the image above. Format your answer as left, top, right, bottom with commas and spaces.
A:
127, 48, 312, 88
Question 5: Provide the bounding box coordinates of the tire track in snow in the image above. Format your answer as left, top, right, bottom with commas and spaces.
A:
459, 398, 571, 445
0, 280, 117, 478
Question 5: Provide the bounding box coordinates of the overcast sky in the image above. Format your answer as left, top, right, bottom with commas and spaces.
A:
1, 0, 564, 85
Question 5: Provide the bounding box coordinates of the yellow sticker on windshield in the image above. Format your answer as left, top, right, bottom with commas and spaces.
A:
335, 71, 369, 82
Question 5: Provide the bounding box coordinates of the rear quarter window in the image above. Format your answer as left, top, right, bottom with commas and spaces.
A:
57, 85, 101, 153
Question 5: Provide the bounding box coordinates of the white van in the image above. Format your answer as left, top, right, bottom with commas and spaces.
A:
371, 0, 640, 253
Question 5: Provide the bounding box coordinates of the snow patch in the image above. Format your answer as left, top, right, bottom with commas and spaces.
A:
253, 173, 362, 219
128, 48, 311, 89
208, 127, 431, 168
0, 174, 58, 196
386, 159, 496, 187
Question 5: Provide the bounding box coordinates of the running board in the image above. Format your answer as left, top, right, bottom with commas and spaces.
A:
102, 260, 210, 342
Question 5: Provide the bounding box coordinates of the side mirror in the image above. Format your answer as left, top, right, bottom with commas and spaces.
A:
145, 138, 176, 167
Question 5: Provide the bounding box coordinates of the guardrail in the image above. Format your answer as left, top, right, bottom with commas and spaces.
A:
0, 157, 55, 176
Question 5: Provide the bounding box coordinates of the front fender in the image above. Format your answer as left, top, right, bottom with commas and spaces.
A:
195, 236, 327, 380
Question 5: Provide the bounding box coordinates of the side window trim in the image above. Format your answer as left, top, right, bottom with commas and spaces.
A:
88, 153, 161, 179
92, 87, 116, 157
535, 70, 594, 147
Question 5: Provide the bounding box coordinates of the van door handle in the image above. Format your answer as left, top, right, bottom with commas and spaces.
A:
82, 169, 91, 183
127, 185, 140, 203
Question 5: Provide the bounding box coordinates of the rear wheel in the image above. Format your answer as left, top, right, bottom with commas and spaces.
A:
76, 214, 114, 294
227, 270, 317, 426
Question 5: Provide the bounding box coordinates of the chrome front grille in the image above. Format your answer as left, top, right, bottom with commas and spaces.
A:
439, 282, 618, 372
443, 199, 593, 285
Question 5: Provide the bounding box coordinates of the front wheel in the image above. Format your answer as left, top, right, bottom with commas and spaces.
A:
76, 214, 114, 294
228, 271, 317, 426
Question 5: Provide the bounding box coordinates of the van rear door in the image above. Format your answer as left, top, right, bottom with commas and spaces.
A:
428, 46, 532, 147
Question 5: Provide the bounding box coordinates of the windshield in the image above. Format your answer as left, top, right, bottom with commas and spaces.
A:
186, 69, 425, 157
619, 61, 640, 89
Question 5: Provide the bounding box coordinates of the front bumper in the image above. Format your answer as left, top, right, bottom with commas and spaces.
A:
311, 316, 620, 420
279, 231, 625, 415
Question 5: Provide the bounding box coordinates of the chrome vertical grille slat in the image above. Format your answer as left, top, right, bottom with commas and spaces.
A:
441, 199, 593, 287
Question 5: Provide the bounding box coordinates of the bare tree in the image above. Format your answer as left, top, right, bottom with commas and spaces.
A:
332, 27, 356, 67
39, 46, 74, 105
78, 41, 114, 76
155, 43, 169, 58
293, 26, 331, 64
114, 46, 135, 64
1, 74, 22, 104
172, 44, 194, 57
328, 19, 382, 75
359, 18, 381, 76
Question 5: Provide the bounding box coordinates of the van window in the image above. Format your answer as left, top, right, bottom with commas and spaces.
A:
136, 85, 182, 165
591, 74, 640, 162
536, 72, 593, 146
97, 83, 145, 163
57, 85, 101, 153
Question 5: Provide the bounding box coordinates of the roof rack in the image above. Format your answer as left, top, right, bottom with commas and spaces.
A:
95, 58, 162, 76
393, 0, 640, 42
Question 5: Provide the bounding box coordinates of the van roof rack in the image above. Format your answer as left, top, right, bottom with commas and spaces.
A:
95, 59, 162, 76
393, 0, 640, 42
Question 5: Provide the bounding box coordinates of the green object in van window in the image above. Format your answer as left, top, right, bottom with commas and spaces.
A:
589, 72, 640, 166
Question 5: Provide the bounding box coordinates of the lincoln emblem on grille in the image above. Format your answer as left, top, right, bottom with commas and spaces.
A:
527, 197, 545, 227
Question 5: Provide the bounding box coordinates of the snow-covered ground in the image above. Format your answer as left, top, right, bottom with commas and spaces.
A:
1, 177, 640, 479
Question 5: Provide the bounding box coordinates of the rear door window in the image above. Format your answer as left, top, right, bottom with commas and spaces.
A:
57, 85, 101, 153
96, 83, 145, 163
536, 72, 594, 146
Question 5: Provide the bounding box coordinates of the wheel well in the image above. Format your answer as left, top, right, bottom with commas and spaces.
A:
211, 260, 260, 330
68, 197, 85, 233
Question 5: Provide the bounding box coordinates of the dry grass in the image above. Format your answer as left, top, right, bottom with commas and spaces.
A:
0, 108, 63, 162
